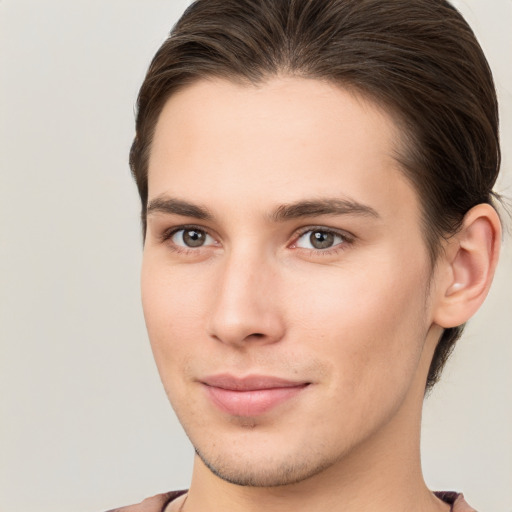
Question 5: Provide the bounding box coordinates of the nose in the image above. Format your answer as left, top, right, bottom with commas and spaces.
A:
207, 251, 285, 348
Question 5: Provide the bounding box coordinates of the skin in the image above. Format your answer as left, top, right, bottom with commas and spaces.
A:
141, 77, 499, 512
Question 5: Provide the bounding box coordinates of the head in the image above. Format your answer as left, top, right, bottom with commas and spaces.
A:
131, 0, 501, 391
132, 0, 502, 488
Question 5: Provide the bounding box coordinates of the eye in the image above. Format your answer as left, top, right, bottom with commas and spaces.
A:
294, 229, 347, 250
170, 228, 215, 248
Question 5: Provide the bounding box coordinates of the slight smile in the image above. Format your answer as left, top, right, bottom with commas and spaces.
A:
201, 375, 311, 417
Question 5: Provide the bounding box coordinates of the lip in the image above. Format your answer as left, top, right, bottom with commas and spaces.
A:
201, 374, 310, 417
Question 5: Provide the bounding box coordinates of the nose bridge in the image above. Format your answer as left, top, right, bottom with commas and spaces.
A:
207, 245, 284, 347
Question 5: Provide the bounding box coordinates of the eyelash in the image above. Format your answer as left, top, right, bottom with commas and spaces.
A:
160, 225, 355, 256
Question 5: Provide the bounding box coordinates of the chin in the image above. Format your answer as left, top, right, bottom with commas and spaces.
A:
193, 441, 341, 488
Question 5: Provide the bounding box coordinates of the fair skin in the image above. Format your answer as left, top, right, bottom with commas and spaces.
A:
141, 77, 500, 512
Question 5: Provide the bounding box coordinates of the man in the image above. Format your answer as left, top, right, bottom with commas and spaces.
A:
110, 0, 503, 510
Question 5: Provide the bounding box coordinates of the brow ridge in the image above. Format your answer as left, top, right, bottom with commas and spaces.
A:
146, 196, 212, 220
271, 198, 379, 221
146, 196, 379, 223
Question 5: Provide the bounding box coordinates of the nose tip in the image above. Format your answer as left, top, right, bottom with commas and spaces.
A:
209, 314, 279, 347
207, 259, 285, 348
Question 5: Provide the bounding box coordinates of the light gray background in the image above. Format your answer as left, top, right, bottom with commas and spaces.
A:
1, 1, 511, 511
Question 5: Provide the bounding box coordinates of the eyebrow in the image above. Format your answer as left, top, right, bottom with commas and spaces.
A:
146, 196, 379, 222
147, 196, 213, 220
270, 198, 380, 222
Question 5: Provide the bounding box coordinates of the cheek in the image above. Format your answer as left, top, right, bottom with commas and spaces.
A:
141, 257, 211, 370
289, 258, 431, 398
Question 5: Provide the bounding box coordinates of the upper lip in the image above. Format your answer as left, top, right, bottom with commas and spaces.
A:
201, 374, 310, 391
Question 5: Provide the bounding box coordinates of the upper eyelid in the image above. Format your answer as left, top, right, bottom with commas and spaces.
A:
292, 225, 355, 241
162, 224, 216, 240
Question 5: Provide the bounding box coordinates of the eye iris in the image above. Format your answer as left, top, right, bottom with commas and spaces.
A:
310, 231, 334, 249
183, 229, 205, 247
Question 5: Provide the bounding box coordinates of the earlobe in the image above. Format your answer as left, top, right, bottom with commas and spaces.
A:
433, 203, 501, 328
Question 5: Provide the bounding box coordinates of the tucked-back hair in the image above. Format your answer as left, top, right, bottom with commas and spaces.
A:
130, 0, 501, 390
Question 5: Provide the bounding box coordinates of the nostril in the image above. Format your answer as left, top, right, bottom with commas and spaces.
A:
242, 332, 266, 341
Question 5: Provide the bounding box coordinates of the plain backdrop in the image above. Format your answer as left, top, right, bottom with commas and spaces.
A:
1, 1, 511, 511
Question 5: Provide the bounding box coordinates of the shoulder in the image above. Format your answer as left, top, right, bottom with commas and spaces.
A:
435, 491, 478, 512
105, 490, 186, 512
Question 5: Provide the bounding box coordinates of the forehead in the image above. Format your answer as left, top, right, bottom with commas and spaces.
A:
148, 76, 420, 226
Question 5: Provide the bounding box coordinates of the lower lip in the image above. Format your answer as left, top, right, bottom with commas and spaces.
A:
205, 384, 308, 416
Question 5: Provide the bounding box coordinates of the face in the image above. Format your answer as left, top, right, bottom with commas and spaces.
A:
142, 77, 441, 487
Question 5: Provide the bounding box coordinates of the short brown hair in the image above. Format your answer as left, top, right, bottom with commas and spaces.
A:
130, 0, 501, 390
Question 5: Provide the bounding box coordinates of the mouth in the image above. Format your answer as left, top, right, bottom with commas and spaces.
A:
201, 374, 311, 417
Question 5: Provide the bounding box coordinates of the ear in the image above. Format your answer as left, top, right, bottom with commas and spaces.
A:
432, 203, 501, 328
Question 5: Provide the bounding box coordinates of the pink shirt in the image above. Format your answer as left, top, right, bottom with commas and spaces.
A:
106, 490, 477, 511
